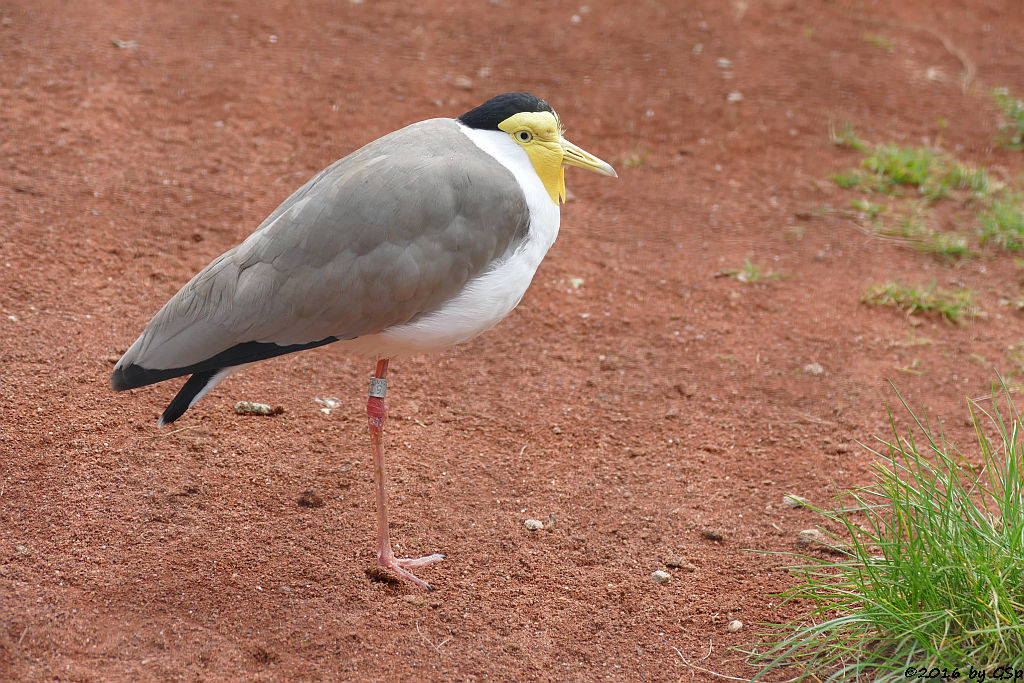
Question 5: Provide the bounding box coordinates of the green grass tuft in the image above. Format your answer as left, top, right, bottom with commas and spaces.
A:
827, 131, 1020, 258
860, 145, 989, 201
750, 383, 1024, 681
993, 88, 1024, 150
980, 192, 1024, 251
850, 197, 885, 222
830, 121, 867, 151
918, 231, 971, 260
861, 281, 977, 324
831, 170, 863, 188
716, 259, 787, 284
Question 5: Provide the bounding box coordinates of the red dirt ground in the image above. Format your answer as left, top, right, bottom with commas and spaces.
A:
3, 1, 1024, 680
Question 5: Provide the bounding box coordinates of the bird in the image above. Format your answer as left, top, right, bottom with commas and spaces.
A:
110, 92, 616, 590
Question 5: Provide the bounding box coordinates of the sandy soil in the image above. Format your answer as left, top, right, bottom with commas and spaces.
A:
2, 0, 1023, 679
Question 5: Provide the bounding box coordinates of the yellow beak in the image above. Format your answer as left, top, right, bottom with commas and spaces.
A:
562, 138, 618, 178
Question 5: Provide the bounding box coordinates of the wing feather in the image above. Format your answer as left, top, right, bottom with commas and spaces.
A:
113, 118, 529, 387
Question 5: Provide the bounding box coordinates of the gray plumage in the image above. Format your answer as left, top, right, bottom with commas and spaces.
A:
112, 118, 530, 389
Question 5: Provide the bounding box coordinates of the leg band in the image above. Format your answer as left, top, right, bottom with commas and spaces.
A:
368, 377, 387, 398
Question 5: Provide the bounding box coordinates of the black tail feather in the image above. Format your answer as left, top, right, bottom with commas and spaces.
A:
110, 336, 339, 393
159, 370, 221, 426
111, 336, 341, 425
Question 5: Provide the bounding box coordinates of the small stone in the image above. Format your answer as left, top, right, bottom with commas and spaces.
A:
453, 75, 473, 90
716, 58, 732, 68
701, 529, 724, 542
314, 397, 341, 410
279, 586, 292, 593
797, 528, 848, 555
402, 594, 441, 608
568, 277, 585, 289
797, 528, 825, 545
15, 544, 29, 556
726, 619, 743, 632
783, 494, 809, 508
674, 383, 697, 398
234, 401, 283, 416
726, 91, 744, 103
651, 570, 671, 584
803, 362, 825, 376
298, 490, 324, 508
664, 555, 697, 571
524, 519, 544, 531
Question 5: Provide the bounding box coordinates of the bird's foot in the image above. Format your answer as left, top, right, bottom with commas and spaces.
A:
379, 552, 446, 591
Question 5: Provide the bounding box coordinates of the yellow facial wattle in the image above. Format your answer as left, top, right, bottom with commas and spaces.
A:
498, 111, 566, 204
498, 110, 618, 205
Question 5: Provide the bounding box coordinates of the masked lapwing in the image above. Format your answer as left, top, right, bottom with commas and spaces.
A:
111, 92, 616, 590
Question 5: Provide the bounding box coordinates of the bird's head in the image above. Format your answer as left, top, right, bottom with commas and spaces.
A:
458, 92, 617, 204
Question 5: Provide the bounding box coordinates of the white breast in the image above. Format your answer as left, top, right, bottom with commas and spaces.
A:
336, 124, 561, 359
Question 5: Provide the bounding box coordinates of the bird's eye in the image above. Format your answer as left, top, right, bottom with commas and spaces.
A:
515, 130, 533, 143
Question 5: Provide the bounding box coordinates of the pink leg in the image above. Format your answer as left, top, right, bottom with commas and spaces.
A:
368, 358, 444, 590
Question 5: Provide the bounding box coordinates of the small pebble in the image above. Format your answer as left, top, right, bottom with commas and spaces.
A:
798, 528, 848, 555
726, 619, 743, 632
664, 555, 697, 571
234, 401, 283, 416
524, 519, 544, 531
726, 91, 744, 102
314, 397, 342, 410
453, 75, 473, 90
803, 362, 825, 376
651, 570, 671, 584
701, 529, 724, 542
783, 493, 809, 508
797, 528, 825, 544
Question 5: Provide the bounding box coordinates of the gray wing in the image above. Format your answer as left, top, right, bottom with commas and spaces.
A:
112, 118, 529, 386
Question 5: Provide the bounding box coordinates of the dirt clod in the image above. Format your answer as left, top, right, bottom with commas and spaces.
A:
701, 529, 725, 542
297, 490, 324, 508
234, 401, 284, 416
664, 555, 697, 571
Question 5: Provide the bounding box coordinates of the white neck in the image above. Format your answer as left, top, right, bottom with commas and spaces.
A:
456, 122, 561, 251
